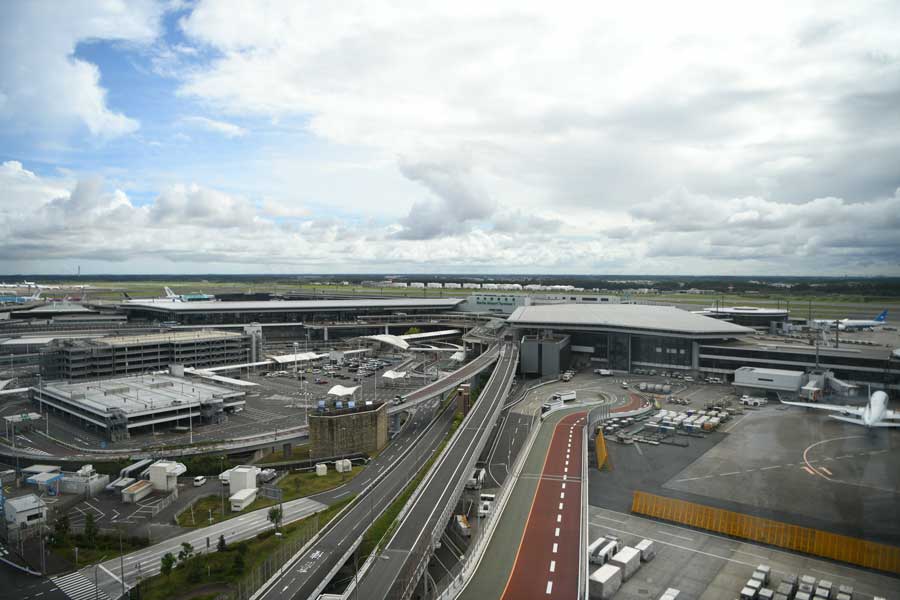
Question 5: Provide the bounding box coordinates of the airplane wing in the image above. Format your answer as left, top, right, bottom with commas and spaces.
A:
885, 410, 900, 421
830, 416, 900, 428
780, 400, 863, 417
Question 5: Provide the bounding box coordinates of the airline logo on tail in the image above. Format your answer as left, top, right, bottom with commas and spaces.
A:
874, 310, 888, 322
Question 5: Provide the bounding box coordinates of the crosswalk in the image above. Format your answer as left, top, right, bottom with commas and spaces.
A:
51, 571, 110, 600
19, 446, 51, 456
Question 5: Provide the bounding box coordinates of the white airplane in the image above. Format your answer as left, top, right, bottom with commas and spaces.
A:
813, 310, 888, 331
781, 390, 899, 428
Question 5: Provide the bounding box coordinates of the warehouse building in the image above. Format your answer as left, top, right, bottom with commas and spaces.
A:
30, 374, 245, 441
41, 329, 255, 381
118, 298, 465, 325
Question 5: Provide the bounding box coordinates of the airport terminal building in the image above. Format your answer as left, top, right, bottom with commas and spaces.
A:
506, 304, 900, 391
119, 298, 465, 325
508, 304, 754, 377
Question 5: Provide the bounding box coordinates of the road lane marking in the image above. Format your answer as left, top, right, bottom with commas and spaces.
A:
552, 543, 558, 553
657, 530, 693, 542
549, 560, 556, 573
546, 581, 553, 594
558, 503, 563, 510
560, 492, 565, 499
557, 514, 562, 523
554, 527, 560, 537
803, 466, 816, 475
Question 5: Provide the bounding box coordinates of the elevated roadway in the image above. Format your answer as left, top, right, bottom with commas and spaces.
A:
355, 343, 518, 600
248, 346, 501, 600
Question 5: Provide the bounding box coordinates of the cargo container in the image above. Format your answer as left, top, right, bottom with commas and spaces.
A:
315, 463, 328, 477
774, 594, 790, 600
635, 539, 656, 561
795, 592, 811, 600
589, 564, 622, 600
639, 383, 647, 391
837, 584, 853, 597
229, 487, 257, 512
741, 587, 758, 600
609, 546, 641, 580
758, 589, 775, 600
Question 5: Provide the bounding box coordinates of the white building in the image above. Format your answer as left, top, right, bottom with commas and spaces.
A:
462, 283, 481, 289
4, 494, 47, 539
409, 282, 425, 289
426, 282, 443, 289
148, 460, 186, 492
228, 465, 260, 493
444, 283, 462, 289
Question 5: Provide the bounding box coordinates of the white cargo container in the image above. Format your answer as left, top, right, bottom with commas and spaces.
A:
589, 564, 622, 600
336, 459, 352, 473
229, 487, 257, 512
635, 539, 656, 561
315, 463, 328, 477
609, 546, 641, 580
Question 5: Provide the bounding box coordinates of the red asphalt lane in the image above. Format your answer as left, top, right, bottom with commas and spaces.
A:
501, 411, 586, 600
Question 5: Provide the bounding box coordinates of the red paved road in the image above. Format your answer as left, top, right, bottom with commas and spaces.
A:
501, 411, 586, 600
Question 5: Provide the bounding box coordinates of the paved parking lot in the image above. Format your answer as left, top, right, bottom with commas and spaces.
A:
589, 506, 899, 600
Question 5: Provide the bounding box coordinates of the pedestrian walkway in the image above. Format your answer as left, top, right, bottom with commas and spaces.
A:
51, 571, 110, 600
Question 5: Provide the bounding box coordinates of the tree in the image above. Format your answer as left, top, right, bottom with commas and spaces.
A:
53, 514, 70, 542
268, 506, 283, 532
84, 513, 97, 547
178, 542, 194, 563
217, 534, 227, 553
160, 552, 176, 577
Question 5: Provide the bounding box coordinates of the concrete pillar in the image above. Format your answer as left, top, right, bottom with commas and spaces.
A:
324, 327, 329, 341
385, 325, 389, 335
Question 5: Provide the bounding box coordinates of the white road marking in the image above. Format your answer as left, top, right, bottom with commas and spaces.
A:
554, 527, 560, 537
557, 514, 562, 523
546, 581, 553, 594
657, 529, 693, 542
558, 503, 564, 510
552, 543, 558, 553
549, 560, 556, 573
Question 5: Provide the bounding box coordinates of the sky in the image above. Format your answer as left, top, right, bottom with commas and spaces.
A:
1, 1, 899, 276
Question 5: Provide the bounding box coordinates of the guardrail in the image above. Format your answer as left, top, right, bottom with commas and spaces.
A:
390, 345, 516, 600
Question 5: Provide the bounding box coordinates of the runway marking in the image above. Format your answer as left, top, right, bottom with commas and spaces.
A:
760, 465, 780, 471
558, 503, 564, 511
549, 560, 556, 573
591, 514, 626, 524
557, 514, 562, 523
561, 483, 566, 489
552, 543, 558, 553
560, 492, 565, 499
656, 530, 693, 542
554, 527, 560, 537
719, 471, 741, 476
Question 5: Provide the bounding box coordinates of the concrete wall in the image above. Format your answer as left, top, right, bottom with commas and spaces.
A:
309, 402, 388, 459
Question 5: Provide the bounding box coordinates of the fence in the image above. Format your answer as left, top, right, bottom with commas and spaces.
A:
631, 491, 900, 575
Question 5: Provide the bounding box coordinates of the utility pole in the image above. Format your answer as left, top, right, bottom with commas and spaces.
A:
119, 530, 126, 598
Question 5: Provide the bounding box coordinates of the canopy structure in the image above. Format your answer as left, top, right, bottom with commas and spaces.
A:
270, 352, 327, 364
382, 370, 407, 380
327, 385, 360, 397
364, 334, 410, 350
450, 351, 466, 362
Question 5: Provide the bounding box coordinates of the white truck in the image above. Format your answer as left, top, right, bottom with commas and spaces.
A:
465, 467, 486, 490
552, 390, 577, 403
740, 395, 768, 407
594, 369, 613, 377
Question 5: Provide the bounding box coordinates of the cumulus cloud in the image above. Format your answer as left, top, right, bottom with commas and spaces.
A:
182, 116, 248, 138
0, 1, 164, 137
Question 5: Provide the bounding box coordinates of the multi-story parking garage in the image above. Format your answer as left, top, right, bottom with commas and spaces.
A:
31, 374, 246, 441
41, 330, 255, 381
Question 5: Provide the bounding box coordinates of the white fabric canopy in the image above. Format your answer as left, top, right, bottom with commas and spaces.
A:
382, 370, 407, 380
327, 385, 360, 397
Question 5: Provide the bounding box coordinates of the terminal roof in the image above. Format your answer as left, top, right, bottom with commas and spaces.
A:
507, 304, 754, 336
120, 298, 464, 312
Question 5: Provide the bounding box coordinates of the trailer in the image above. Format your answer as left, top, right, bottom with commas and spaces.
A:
589, 564, 622, 600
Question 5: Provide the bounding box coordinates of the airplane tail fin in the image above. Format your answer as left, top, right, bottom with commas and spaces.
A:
122, 292, 132, 299
875, 310, 888, 322
164, 286, 177, 298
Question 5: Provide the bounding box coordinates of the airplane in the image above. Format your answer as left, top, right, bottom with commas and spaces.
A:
0, 290, 42, 304
120, 287, 214, 304
812, 310, 888, 331
781, 390, 899, 428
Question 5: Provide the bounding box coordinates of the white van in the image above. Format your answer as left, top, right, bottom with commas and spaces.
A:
480, 493, 496, 503
193, 475, 207, 487
477, 501, 492, 518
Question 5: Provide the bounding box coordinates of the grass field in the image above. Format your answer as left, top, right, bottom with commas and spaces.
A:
176, 466, 360, 528
139, 496, 353, 600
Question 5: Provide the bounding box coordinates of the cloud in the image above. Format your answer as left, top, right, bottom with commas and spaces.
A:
0, 1, 164, 137
182, 116, 248, 138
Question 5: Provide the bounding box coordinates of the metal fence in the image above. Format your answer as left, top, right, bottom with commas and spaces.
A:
631, 490, 900, 575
